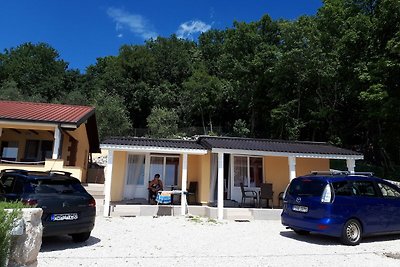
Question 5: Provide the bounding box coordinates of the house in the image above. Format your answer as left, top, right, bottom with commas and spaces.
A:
100, 136, 363, 219
0, 100, 100, 181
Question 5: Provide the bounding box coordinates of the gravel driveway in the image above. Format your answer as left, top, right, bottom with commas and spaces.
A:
38, 215, 400, 266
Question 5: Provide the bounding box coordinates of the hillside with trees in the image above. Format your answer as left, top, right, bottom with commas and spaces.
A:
0, 0, 399, 178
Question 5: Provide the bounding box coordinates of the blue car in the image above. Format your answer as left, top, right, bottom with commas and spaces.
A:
281, 171, 400, 245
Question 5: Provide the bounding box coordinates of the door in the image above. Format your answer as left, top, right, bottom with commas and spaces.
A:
230, 155, 263, 202
123, 154, 146, 199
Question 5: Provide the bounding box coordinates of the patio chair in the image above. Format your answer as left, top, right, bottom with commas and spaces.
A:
259, 183, 274, 209
278, 192, 284, 207
240, 182, 258, 207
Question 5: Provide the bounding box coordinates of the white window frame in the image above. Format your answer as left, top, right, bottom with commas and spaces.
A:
149, 154, 180, 186
231, 155, 264, 188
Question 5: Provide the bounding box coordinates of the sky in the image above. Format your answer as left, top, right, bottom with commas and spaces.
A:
0, 0, 322, 72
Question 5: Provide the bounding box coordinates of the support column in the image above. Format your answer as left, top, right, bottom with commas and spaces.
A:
288, 156, 296, 181
346, 159, 356, 174
52, 126, 62, 159
103, 150, 114, 217
217, 152, 224, 220
0, 128, 2, 137
181, 153, 188, 216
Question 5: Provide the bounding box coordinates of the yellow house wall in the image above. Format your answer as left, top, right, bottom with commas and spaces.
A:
296, 158, 330, 176
110, 151, 127, 201
64, 124, 90, 181
0, 123, 92, 181
264, 156, 290, 205
198, 152, 211, 205
187, 154, 201, 202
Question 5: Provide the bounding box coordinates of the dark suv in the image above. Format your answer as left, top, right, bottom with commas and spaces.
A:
0, 169, 96, 242
281, 171, 400, 245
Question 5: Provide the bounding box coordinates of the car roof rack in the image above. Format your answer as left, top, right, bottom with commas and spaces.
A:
309, 171, 374, 177
310, 171, 348, 176
46, 170, 72, 177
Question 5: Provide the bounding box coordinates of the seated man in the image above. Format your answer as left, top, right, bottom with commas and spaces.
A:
148, 174, 163, 204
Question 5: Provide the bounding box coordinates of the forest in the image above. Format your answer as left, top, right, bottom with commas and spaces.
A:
0, 0, 399, 178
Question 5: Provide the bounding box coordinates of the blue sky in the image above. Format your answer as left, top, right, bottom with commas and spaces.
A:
0, 0, 322, 71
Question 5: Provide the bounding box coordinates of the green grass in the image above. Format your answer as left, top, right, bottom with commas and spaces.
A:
0, 202, 26, 267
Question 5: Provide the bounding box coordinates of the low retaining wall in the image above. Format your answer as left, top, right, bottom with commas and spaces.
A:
7, 208, 43, 267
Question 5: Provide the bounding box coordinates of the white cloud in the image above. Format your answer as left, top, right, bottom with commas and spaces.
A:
107, 7, 157, 40
117, 33, 123, 38
176, 20, 211, 40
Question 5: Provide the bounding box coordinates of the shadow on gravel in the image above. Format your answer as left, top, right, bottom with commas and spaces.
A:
280, 230, 339, 245
281, 230, 400, 245
362, 234, 400, 244
40, 235, 101, 252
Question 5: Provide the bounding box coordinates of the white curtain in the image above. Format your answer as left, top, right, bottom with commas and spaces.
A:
227, 155, 231, 199
127, 155, 145, 188
234, 156, 248, 187
209, 153, 218, 202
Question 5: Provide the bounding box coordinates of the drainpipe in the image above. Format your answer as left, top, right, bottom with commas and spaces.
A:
103, 150, 114, 217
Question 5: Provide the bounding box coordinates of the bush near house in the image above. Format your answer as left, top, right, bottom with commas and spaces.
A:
0, 202, 25, 267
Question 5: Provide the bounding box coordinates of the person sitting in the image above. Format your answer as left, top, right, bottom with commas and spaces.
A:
148, 174, 163, 204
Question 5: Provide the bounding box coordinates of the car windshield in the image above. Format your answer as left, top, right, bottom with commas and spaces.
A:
288, 178, 327, 197
29, 179, 86, 194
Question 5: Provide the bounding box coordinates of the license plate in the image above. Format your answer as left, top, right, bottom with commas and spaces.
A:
51, 213, 78, 221
292, 205, 308, 213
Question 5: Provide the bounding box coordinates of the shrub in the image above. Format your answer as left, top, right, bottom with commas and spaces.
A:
0, 202, 25, 267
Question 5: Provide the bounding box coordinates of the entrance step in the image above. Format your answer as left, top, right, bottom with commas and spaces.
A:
83, 183, 105, 198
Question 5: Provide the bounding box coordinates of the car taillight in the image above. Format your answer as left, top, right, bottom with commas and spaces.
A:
321, 184, 333, 203
22, 199, 38, 206
88, 198, 96, 207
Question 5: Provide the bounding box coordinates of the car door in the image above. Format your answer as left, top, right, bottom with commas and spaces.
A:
376, 182, 400, 232
350, 180, 388, 234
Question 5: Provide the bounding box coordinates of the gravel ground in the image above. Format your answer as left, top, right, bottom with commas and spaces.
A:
38, 215, 400, 267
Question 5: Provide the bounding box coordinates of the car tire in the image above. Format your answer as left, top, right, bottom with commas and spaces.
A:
71, 231, 91, 243
293, 229, 310, 235
341, 219, 362, 246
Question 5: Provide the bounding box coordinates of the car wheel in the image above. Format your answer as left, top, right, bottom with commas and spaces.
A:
293, 229, 310, 235
341, 219, 362, 246
70, 231, 91, 243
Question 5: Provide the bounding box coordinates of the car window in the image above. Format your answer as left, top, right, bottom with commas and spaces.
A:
378, 183, 400, 198
332, 181, 352, 196
12, 178, 24, 194
30, 179, 86, 194
288, 178, 326, 197
351, 181, 378, 197
2, 176, 15, 194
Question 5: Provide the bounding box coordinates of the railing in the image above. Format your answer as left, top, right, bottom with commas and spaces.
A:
0, 159, 45, 165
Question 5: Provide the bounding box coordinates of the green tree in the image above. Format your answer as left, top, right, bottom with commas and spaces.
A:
147, 107, 179, 138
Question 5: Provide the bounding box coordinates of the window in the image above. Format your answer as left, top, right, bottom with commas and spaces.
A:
126, 155, 145, 185
332, 181, 352, 196
378, 183, 400, 198
24, 140, 53, 162
150, 156, 179, 186
1, 141, 19, 161
352, 181, 378, 197
288, 178, 326, 197
233, 156, 263, 187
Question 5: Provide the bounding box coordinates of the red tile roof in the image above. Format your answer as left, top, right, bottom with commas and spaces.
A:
0, 101, 95, 126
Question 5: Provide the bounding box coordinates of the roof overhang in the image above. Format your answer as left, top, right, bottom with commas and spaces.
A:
100, 144, 208, 155
0, 119, 77, 129
210, 148, 364, 160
